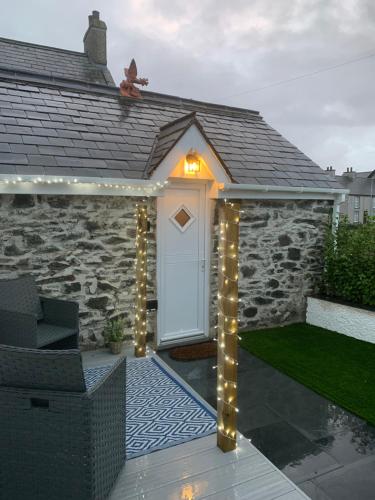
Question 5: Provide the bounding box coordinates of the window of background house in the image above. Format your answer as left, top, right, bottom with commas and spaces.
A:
354, 196, 360, 209
373, 197, 375, 209
354, 211, 360, 223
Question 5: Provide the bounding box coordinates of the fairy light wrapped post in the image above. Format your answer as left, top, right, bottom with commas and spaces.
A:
134, 204, 148, 357
217, 200, 240, 452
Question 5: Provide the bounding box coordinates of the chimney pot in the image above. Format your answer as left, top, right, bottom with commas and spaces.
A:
326, 166, 336, 179
83, 10, 107, 65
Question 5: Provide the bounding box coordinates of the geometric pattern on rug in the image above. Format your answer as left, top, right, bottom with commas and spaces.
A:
84, 357, 216, 460
126, 357, 216, 459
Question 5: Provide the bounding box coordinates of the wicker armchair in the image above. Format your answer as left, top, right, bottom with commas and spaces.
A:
0, 345, 126, 500
0, 275, 79, 348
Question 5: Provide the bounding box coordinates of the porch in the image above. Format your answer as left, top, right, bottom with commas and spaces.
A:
83, 347, 308, 500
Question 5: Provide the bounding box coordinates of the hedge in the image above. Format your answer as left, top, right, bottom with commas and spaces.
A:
322, 217, 375, 307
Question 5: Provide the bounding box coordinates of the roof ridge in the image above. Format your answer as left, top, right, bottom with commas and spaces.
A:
0, 66, 115, 92
0, 36, 88, 58
141, 90, 260, 118
159, 111, 196, 131
0, 69, 262, 120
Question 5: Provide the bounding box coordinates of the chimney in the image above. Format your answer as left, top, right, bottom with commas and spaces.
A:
343, 167, 356, 179
83, 11, 107, 65
326, 166, 336, 179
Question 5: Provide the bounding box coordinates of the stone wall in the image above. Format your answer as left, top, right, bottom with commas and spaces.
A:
0, 194, 156, 348
237, 199, 332, 331
0, 193, 332, 347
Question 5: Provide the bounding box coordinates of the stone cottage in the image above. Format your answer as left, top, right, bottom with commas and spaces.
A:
0, 11, 347, 348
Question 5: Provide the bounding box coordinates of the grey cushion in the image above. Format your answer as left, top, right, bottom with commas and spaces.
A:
0, 275, 43, 320
37, 323, 76, 348
0, 345, 86, 392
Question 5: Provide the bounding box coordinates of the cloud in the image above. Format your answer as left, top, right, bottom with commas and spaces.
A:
0, 0, 374, 173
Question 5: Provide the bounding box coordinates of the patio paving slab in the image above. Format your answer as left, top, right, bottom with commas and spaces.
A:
158, 346, 375, 500
314, 424, 375, 466
246, 421, 340, 483
311, 455, 375, 500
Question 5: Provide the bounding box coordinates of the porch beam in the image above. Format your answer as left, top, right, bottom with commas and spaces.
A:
134, 204, 148, 357
218, 183, 349, 201
217, 201, 240, 452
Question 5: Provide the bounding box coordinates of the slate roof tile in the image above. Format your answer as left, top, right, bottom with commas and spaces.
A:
70, 167, 103, 177
100, 169, 125, 178
15, 165, 46, 175
2, 108, 27, 118
111, 151, 135, 160
0, 37, 115, 86
28, 154, 57, 166
0, 132, 23, 143
34, 128, 58, 138
10, 144, 38, 154
0, 116, 17, 126
0, 152, 28, 164
43, 166, 73, 176
0, 76, 340, 188
0, 165, 16, 174
5, 125, 32, 134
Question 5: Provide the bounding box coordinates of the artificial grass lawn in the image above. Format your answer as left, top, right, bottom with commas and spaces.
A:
240, 323, 375, 426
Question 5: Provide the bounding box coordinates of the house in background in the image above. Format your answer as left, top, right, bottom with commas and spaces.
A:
0, 11, 347, 349
327, 167, 375, 223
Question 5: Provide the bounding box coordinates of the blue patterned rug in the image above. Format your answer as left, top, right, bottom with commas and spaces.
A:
84, 357, 216, 459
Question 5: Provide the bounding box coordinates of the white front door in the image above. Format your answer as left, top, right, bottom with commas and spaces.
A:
157, 182, 209, 345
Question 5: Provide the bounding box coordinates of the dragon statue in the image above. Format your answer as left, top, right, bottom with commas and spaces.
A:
119, 59, 149, 99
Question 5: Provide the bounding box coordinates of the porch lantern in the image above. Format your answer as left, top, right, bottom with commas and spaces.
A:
184, 148, 200, 175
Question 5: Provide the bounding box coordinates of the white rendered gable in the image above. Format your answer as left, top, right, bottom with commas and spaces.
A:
150, 124, 231, 186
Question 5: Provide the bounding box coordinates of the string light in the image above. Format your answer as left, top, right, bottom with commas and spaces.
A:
134, 204, 148, 357
216, 200, 241, 451
0, 175, 168, 196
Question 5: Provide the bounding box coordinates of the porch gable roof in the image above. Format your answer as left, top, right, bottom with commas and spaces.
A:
147, 112, 234, 182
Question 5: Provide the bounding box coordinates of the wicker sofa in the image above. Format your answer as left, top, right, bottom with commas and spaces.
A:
0, 345, 126, 499
0, 275, 79, 348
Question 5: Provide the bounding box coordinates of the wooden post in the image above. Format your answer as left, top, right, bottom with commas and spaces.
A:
217, 201, 240, 452
134, 204, 148, 357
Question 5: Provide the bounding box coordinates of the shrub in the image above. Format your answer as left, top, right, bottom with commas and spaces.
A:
103, 317, 125, 343
322, 217, 375, 306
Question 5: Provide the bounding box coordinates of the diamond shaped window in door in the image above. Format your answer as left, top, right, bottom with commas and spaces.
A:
170, 204, 195, 232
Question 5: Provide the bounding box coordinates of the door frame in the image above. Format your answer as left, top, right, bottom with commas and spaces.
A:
156, 179, 212, 348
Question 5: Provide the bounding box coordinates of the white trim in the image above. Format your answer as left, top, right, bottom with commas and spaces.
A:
219, 182, 349, 201
156, 181, 211, 348
0, 174, 166, 197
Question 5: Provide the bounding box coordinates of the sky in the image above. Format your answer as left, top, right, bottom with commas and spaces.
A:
0, 0, 374, 174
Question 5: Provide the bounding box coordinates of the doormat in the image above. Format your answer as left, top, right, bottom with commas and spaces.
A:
169, 341, 217, 361
84, 357, 216, 459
